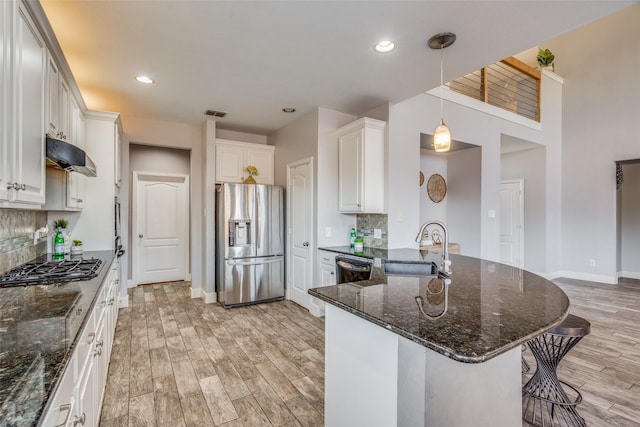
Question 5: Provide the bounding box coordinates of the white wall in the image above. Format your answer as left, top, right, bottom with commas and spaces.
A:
448, 147, 482, 257
621, 163, 640, 277
548, 4, 640, 283
501, 145, 547, 273
386, 86, 559, 266
419, 150, 448, 224
317, 108, 357, 247
49, 112, 118, 252
217, 128, 267, 145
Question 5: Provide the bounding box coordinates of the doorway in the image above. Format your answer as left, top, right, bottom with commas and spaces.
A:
132, 172, 189, 285
287, 157, 314, 309
500, 180, 524, 268
616, 160, 640, 279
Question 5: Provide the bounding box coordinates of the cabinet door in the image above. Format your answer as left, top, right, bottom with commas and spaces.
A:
246, 147, 274, 184
41, 353, 77, 427
58, 77, 70, 140
12, 2, 46, 204
318, 251, 337, 286
338, 130, 363, 212
46, 53, 59, 136
66, 100, 85, 209
0, 0, 8, 201
216, 143, 244, 183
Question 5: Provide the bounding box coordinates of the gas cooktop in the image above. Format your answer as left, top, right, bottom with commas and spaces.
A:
0, 258, 103, 288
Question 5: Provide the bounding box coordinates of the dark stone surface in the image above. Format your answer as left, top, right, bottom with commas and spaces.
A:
310, 250, 569, 364
0, 250, 115, 426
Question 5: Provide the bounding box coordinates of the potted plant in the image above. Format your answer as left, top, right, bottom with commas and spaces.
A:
537, 48, 555, 71
71, 240, 83, 256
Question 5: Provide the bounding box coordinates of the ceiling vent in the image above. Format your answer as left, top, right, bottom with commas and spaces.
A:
205, 110, 227, 118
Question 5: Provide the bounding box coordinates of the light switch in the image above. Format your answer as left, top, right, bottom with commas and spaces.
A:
374, 258, 382, 268
325, 227, 331, 237
374, 228, 382, 239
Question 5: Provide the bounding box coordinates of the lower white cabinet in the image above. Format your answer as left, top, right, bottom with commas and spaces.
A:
41, 260, 120, 427
311, 250, 337, 317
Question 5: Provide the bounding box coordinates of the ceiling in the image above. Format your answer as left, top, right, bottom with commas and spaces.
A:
40, 1, 634, 135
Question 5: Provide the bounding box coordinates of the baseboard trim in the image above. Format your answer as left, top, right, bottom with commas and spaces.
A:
127, 279, 135, 288
202, 290, 217, 304
619, 271, 640, 280
547, 270, 617, 285
190, 287, 201, 299
118, 296, 129, 308
186, 273, 192, 282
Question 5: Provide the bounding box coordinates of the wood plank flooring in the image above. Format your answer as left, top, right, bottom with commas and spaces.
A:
99, 282, 325, 426
101, 278, 640, 426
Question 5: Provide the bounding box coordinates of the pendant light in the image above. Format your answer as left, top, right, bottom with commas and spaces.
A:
428, 32, 456, 152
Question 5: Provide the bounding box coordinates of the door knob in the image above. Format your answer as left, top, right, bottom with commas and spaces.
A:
302, 241, 309, 247
139, 234, 143, 238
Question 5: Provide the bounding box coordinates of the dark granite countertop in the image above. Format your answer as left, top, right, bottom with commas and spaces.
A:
319, 245, 431, 261
0, 250, 115, 426
309, 250, 569, 364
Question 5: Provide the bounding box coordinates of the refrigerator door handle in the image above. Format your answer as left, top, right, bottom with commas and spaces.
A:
228, 257, 282, 266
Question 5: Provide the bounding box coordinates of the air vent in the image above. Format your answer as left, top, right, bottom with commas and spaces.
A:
205, 110, 227, 118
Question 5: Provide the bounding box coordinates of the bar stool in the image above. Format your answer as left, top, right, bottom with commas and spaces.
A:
522, 314, 591, 427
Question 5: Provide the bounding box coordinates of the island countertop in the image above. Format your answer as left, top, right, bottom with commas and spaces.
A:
0, 250, 115, 426
309, 252, 569, 363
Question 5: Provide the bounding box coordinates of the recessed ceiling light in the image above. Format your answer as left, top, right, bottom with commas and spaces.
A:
374, 40, 396, 53
136, 75, 154, 84
282, 107, 296, 113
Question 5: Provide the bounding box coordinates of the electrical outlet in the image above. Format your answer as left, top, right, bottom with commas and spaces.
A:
373, 228, 382, 239
374, 258, 382, 268
589, 259, 597, 267
325, 227, 331, 237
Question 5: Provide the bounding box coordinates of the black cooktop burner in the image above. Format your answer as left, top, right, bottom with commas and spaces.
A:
0, 258, 103, 288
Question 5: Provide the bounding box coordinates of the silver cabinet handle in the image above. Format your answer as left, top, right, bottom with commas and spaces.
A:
108, 298, 115, 305
53, 404, 72, 427
20, 184, 26, 191
139, 234, 143, 238
86, 332, 95, 344
72, 412, 86, 426
6, 183, 14, 189
93, 346, 102, 357
302, 242, 309, 247
77, 199, 83, 203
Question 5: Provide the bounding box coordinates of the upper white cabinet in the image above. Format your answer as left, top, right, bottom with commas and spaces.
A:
67, 98, 85, 209
337, 117, 386, 213
46, 50, 74, 143
0, 0, 9, 201
215, 139, 275, 185
114, 120, 122, 187
0, 1, 47, 206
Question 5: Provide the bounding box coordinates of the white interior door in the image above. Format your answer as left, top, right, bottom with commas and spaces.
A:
133, 172, 189, 285
500, 180, 524, 268
287, 157, 313, 309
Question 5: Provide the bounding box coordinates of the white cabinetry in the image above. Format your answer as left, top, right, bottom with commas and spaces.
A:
337, 117, 386, 213
0, 0, 9, 201
215, 139, 275, 184
41, 260, 120, 427
46, 51, 72, 141
0, 1, 46, 206
66, 98, 85, 209
311, 250, 337, 317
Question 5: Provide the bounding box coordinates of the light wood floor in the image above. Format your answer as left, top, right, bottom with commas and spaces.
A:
100, 278, 640, 426
99, 282, 325, 426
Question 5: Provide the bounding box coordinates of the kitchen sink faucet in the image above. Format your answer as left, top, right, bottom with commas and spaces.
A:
415, 220, 451, 274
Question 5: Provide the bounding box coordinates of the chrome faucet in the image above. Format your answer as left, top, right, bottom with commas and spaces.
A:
415, 220, 451, 274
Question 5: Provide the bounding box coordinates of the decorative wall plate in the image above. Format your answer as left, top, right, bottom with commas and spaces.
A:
427, 174, 447, 203
419, 171, 425, 187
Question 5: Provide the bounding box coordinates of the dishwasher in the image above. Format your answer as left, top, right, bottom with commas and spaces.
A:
335, 255, 374, 284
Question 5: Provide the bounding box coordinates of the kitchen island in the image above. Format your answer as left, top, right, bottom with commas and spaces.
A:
0, 251, 116, 426
309, 251, 569, 427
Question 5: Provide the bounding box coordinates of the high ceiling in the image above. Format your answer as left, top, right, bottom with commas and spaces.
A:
40, 1, 634, 135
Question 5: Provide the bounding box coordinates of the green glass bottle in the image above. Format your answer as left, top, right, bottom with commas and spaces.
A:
54, 230, 65, 259
349, 227, 356, 248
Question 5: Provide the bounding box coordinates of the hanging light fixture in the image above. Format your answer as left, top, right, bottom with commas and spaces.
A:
428, 32, 456, 152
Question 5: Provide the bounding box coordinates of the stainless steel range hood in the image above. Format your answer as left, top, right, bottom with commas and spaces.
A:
46, 135, 97, 177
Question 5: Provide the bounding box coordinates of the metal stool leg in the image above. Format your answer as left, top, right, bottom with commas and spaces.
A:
522, 334, 586, 427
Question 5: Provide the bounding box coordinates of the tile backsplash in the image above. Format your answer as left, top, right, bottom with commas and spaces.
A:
0, 209, 49, 274
356, 213, 388, 249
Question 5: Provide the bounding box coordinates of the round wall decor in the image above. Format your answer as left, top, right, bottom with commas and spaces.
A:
427, 174, 447, 203
419, 171, 425, 187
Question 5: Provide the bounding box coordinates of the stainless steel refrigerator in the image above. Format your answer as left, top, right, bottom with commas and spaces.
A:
215, 183, 284, 307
